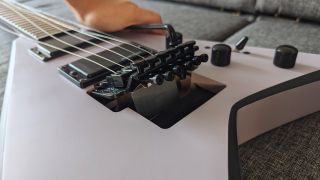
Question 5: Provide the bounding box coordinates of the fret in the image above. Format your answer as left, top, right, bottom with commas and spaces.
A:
0, 1, 73, 39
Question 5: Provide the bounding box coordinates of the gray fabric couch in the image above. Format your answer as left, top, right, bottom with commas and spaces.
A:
0, 0, 320, 179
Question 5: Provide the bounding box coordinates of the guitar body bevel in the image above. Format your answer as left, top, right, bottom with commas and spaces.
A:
1, 33, 320, 180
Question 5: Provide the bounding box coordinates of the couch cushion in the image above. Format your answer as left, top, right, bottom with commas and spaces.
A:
133, 0, 253, 40
0, 32, 16, 114
159, 0, 257, 13
225, 16, 320, 54
256, 0, 320, 23
239, 112, 320, 179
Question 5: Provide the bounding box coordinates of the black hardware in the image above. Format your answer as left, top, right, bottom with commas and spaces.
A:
128, 24, 183, 49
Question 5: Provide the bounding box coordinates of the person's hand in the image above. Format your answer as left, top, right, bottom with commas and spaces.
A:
65, 0, 162, 32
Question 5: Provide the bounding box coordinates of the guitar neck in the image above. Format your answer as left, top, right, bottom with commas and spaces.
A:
0, 1, 72, 40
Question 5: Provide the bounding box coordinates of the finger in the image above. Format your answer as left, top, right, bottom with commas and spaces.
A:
131, 7, 163, 25
127, 7, 165, 34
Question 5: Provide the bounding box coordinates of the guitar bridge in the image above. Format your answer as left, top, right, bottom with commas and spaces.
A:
48, 23, 224, 128
58, 38, 225, 128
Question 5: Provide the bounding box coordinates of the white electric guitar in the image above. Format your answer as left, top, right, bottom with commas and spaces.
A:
0, 1, 319, 180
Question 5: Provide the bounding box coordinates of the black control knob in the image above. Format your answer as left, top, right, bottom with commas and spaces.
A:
192, 54, 208, 66
211, 44, 232, 67
274, 45, 298, 69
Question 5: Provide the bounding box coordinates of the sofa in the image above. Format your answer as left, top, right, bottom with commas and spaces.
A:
0, 0, 319, 179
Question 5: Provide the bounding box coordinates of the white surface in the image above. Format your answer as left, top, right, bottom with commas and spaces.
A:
1, 34, 320, 180
237, 81, 320, 144
0, 41, 17, 179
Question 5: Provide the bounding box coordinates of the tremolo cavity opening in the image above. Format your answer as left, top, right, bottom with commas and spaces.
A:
59, 39, 225, 129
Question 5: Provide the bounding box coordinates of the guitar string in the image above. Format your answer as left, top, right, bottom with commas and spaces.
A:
14, 1, 156, 56
20, 10, 136, 63
1, 3, 144, 59
16, 6, 140, 63
20, 9, 150, 61
0, 24, 117, 73
1, 1, 125, 68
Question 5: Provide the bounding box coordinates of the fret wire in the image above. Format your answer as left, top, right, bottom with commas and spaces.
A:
1, 20, 41, 38
1, 0, 156, 68
17, 8, 138, 63
1, 1, 126, 68
14, 1, 156, 56
1, 18, 37, 38
15, 4, 154, 62
0, 3, 54, 38
0, 14, 117, 74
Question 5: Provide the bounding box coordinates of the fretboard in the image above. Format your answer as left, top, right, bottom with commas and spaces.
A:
0, 1, 72, 39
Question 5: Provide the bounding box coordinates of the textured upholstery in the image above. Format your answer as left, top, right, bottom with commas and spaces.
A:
239, 112, 320, 179
225, 16, 320, 54
0, 32, 16, 115
159, 0, 257, 13
256, 0, 320, 23
133, 0, 253, 40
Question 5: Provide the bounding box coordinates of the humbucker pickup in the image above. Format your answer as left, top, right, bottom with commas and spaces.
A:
59, 40, 208, 92
29, 31, 120, 61
58, 42, 156, 88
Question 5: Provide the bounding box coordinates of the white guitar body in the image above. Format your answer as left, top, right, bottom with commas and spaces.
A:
1, 33, 320, 180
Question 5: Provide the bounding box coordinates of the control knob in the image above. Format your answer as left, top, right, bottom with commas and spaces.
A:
274, 45, 298, 69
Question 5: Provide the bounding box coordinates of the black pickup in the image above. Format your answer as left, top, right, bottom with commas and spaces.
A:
29, 31, 113, 61
58, 42, 156, 88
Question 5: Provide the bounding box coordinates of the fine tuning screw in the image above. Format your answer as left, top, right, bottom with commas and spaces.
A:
211, 44, 232, 67
163, 71, 174, 81
150, 74, 164, 85
191, 54, 208, 66
185, 61, 194, 70
192, 56, 201, 66
173, 65, 182, 75
273, 45, 298, 69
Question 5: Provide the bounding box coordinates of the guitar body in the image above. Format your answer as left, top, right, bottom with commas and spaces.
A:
1, 33, 319, 180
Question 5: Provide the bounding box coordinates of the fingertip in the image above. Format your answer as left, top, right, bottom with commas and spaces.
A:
133, 7, 163, 24
152, 12, 163, 23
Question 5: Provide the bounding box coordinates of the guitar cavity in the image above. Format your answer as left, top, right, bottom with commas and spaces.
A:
89, 74, 226, 129
58, 40, 223, 129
